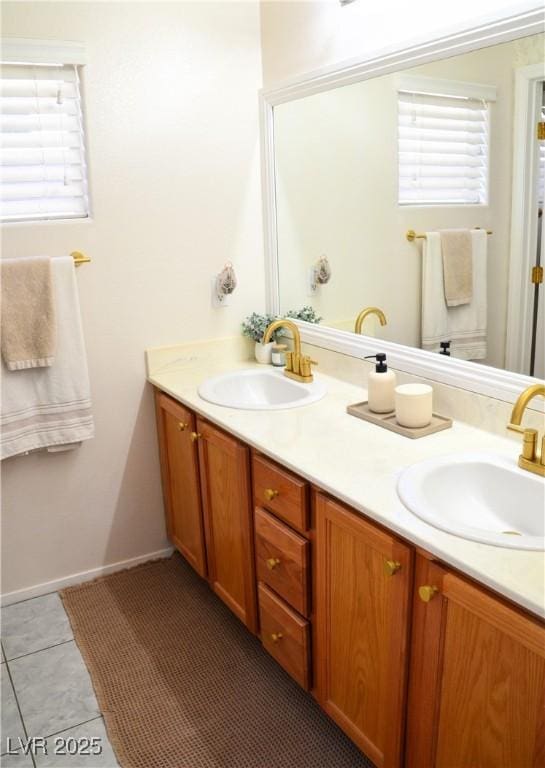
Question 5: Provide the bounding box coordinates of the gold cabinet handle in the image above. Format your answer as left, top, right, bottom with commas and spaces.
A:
384, 560, 402, 576
264, 488, 279, 502
418, 585, 439, 603
190, 432, 202, 443
266, 557, 281, 570
271, 632, 283, 643
177, 422, 189, 432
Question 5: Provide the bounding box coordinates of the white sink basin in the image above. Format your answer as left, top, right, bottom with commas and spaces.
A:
397, 453, 545, 550
198, 368, 327, 410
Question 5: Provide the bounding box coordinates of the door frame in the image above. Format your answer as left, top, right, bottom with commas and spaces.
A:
505, 62, 545, 374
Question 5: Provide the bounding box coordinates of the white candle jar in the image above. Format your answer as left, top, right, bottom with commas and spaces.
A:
395, 383, 433, 428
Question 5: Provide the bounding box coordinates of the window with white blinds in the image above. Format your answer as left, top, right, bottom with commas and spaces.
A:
398, 88, 490, 206
0, 62, 89, 222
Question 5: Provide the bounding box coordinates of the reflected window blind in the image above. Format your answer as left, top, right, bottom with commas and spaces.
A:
0, 63, 89, 222
398, 91, 489, 206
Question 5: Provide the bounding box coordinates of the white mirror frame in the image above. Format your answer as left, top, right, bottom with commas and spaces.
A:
260, 7, 545, 406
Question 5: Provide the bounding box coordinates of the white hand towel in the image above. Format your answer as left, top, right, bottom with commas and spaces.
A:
1, 256, 94, 459
421, 230, 487, 360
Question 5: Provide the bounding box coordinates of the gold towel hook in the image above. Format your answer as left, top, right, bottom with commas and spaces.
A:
70, 251, 91, 267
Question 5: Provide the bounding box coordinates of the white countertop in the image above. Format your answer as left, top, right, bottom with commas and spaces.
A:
147, 343, 545, 620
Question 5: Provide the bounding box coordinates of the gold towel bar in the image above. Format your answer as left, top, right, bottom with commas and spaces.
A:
70, 251, 91, 266
406, 229, 493, 242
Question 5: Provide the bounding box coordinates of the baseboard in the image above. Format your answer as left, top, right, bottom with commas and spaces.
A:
0, 547, 175, 607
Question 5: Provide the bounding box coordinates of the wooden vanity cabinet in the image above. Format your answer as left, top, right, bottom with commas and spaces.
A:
196, 417, 258, 634
314, 492, 413, 768
406, 555, 545, 768
155, 389, 545, 768
154, 391, 207, 577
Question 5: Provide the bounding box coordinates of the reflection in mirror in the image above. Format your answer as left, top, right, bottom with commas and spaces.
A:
274, 34, 544, 378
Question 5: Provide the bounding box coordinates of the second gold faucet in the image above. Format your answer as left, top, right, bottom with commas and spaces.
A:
263, 319, 316, 383
507, 384, 545, 477
354, 307, 387, 335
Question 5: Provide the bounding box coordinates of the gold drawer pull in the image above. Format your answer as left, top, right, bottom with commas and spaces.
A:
266, 557, 281, 570
271, 632, 283, 643
177, 422, 189, 432
264, 488, 279, 502
384, 560, 402, 576
418, 585, 439, 603
190, 432, 202, 443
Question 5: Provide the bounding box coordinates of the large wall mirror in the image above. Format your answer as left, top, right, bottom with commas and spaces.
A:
263, 19, 545, 398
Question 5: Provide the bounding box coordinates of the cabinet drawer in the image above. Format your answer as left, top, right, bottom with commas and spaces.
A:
255, 508, 309, 617
258, 583, 310, 690
252, 454, 308, 533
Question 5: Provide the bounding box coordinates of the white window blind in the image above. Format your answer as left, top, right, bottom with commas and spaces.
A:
0, 62, 89, 222
398, 90, 490, 206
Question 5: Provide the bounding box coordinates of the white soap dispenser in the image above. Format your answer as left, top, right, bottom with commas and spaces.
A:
364, 353, 396, 413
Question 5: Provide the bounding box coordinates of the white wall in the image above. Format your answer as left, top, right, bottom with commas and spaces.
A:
274, 35, 544, 367
260, 0, 542, 88
275, 78, 405, 338
1, 1, 264, 598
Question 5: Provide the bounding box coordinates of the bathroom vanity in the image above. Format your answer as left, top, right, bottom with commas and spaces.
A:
150, 350, 545, 768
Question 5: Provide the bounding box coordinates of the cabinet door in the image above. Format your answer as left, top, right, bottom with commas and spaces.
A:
154, 391, 207, 577
314, 493, 412, 768
406, 556, 545, 768
197, 418, 257, 633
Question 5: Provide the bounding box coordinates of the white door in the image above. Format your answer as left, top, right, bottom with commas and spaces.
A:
531, 84, 544, 378
533, 212, 544, 378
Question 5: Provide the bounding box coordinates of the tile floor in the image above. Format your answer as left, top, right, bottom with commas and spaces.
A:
1, 593, 118, 768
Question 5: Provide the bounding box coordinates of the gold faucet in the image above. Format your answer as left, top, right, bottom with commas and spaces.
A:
263, 319, 316, 383
354, 307, 387, 335
507, 384, 545, 477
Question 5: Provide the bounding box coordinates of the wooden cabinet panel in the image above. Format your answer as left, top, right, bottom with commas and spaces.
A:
314, 493, 412, 768
252, 453, 309, 533
154, 391, 206, 577
406, 556, 545, 768
197, 418, 257, 633
255, 507, 310, 617
258, 583, 310, 690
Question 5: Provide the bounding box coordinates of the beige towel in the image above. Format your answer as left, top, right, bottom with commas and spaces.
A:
440, 229, 473, 307
1, 256, 56, 370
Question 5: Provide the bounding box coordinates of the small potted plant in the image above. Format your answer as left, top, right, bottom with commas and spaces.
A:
242, 312, 280, 363
286, 306, 322, 324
